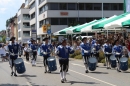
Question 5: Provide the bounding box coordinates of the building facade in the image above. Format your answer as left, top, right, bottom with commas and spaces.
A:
27, 0, 124, 40
17, 3, 31, 42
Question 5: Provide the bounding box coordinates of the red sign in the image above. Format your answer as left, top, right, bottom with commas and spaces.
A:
60, 12, 68, 16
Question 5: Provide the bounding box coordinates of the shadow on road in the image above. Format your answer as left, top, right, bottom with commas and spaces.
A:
67, 81, 99, 85
90, 71, 109, 74
123, 71, 130, 73
18, 74, 37, 77
0, 84, 27, 86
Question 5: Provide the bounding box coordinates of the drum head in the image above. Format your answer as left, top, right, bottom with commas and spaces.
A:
47, 57, 55, 61
120, 57, 128, 62
14, 58, 23, 64
110, 55, 116, 60
89, 57, 97, 63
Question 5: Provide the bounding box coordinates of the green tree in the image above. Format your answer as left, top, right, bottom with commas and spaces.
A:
2, 36, 6, 43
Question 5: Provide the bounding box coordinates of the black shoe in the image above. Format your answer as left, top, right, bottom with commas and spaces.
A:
104, 63, 106, 66
14, 73, 17, 77
44, 70, 47, 73
85, 70, 89, 73
48, 70, 51, 73
117, 68, 121, 72
61, 79, 64, 83
11, 72, 14, 76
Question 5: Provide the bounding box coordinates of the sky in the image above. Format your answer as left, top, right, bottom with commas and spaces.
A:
0, 0, 25, 31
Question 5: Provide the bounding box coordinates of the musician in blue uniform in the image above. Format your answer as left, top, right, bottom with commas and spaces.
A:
80, 37, 91, 73
41, 37, 53, 73
93, 40, 101, 67
104, 40, 113, 69
112, 40, 123, 72
55, 38, 74, 83
30, 40, 37, 66
8, 37, 19, 76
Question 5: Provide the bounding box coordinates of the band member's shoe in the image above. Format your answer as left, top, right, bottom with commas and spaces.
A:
11, 72, 14, 76
61, 79, 64, 83
85, 70, 89, 73
44, 70, 47, 73
48, 70, 51, 73
117, 68, 121, 72
14, 73, 17, 77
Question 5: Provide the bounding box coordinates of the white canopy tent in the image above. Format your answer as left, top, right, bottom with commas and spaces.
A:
81, 15, 117, 32
104, 13, 130, 29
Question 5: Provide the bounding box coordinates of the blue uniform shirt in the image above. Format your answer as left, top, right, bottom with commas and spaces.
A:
112, 45, 123, 55
41, 43, 53, 56
55, 45, 74, 59
30, 44, 37, 52
8, 43, 19, 59
93, 43, 101, 51
104, 44, 112, 53
80, 42, 91, 56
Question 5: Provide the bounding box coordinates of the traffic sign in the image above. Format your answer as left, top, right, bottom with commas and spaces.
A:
47, 29, 51, 34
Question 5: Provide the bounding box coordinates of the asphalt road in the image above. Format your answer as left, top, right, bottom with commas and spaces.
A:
0, 56, 130, 86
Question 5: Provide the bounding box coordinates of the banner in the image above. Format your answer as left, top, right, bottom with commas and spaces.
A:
124, 0, 130, 13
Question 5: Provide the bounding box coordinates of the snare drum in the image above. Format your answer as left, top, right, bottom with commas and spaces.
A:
88, 57, 97, 71
110, 55, 117, 68
119, 57, 128, 71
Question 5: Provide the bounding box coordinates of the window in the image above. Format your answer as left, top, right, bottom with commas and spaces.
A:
86, 3, 93, 10
93, 3, 102, 10
60, 3, 67, 10
51, 18, 59, 25
79, 18, 86, 24
86, 18, 94, 23
39, 0, 44, 5
29, 1, 35, 9
119, 3, 123, 10
31, 12, 35, 19
111, 3, 118, 10
23, 14, 30, 20
39, 6, 44, 14
23, 22, 30, 28
103, 3, 111, 10
18, 32, 21, 37
79, 3, 85, 10
68, 18, 77, 25
18, 24, 20, 30
18, 16, 20, 22
31, 24, 35, 29
39, 19, 46, 27
60, 18, 67, 25
50, 3, 59, 10
68, 3, 76, 10
23, 31, 30, 37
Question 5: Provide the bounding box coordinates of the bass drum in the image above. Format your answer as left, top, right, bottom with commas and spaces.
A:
110, 55, 117, 68
14, 58, 26, 74
119, 57, 128, 71
88, 57, 97, 71
47, 57, 57, 72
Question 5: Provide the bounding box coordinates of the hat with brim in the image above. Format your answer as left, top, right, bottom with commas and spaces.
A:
43, 37, 49, 41
10, 37, 15, 41
81, 37, 87, 42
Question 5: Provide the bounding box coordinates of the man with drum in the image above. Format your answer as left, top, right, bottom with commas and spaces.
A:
8, 37, 20, 76
41, 37, 53, 73
80, 37, 91, 73
55, 38, 75, 83
93, 40, 101, 67
104, 40, 113, 69
113, 40, 123, 72
30, 40, 37, 66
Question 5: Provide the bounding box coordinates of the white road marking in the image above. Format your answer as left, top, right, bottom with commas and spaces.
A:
71, 63, 85, 67
69, 69, 117, 86
26, 82, 32, 86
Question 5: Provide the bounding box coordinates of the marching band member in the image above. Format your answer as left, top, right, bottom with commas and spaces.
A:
41, 37, 53, 73
102, 40, 107, 66
30, 40, 37, 66
55, 38, 75, 83
8, 37, 20, 76
104, 40, 113, 69
80, 37, 91, 73
112, 40, 123, 72
24, 43, 30, 61
93, 40, 101, 67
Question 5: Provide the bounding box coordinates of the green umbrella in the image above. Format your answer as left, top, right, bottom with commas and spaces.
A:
59, 27, 73, 34
122, 19, 130, 26
92, 12, 130, 29
73, 20, 97, 33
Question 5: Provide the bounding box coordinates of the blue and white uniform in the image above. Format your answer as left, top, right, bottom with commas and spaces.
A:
30, 43, 37, 65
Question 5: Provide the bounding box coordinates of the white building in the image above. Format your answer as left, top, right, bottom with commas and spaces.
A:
17, 3, 31, 42
27, 0, 124, 41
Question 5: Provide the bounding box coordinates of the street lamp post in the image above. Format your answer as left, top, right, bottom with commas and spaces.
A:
77, 1, 79, 22
102, 1, 104, 18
